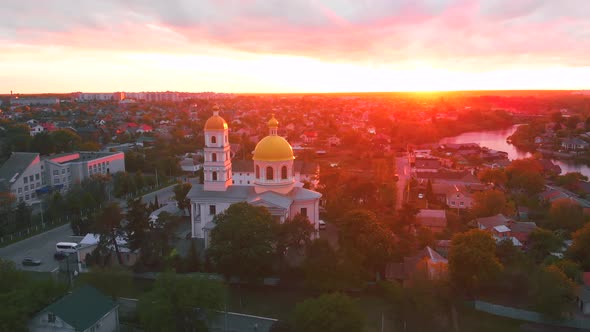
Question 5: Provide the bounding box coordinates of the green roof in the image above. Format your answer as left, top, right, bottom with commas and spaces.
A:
46, 285, 117, 331
0, 152, 39, 183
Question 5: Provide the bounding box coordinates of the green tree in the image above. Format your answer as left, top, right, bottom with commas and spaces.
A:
567, 223, 590, 270
0, 259, 67, 331
173, 182, 192, 216
76, 267, 134, 299
51, 129, 81, 153
30, 132, 55, 155
471, 189, 508, 218
125, 197, 150, 251
548, 198, 585, 232
93, 202, 125, 265
291, 293, 365, 332
448, 229, 503, 296
506, 158, 545, 195
529, 265, 575, 319
302, 239, 363, 292
276, 213, 315, 263
207, 202, 276, 281
338, 209, 396, 277
138, 272, 226, 332
527, 228, 561, 263
478, 168, 508, 186
552, 260, 582, 283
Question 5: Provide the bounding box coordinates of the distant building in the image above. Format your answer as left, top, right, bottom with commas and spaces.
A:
0, 152, 43, 205
10, 97, 59, 106
561, 138, 589, 151
385, 247, 448, 285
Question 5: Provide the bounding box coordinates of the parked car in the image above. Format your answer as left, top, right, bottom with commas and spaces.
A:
319, 220, 327, 230
22, 257, 42, 266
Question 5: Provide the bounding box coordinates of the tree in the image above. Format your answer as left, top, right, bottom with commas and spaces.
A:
448, 229, 503, 296
30, 132, 55, 155
125, 197, 150, 251
138, 272, 226, 332
0, 259, 67, 331
568, 223, 590, 270
276, 213, 315, 263
302, 239, 363, 292
93, 202, 125, 265
548, 198, 585, 232
552, 260, 582, 283
291, 293, 365, 332
506, 158, 545, 195
338, 209, 396, 277
529, 266, 575, 319
173, 182, 192, 216
527, 228, 561, 263
207, 202, 277, 281
50, 129, 81, 153
478, 168, 507, 186
471, 190, 508, 218
77, 267, 134, 299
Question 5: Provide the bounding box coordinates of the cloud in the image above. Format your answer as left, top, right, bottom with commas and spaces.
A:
1, 0, 590, 70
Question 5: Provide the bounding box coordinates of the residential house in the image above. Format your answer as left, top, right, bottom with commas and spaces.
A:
476, 214, 522, 246
300, 131, 318, 144
414, 158, 441, 173
510, 222, 537, 245
385, 247, 448, 285
446, 185, 473, 209
29, 124, 45, 136
561, 138, 589, 151
28, 285, 119, 332
416, 209, 447, 233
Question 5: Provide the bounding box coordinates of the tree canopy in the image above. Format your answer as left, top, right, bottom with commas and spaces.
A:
207, 202, 277, 281
568, 223, 590, 270
448, 229, 503, 295
291, 293, 365, 332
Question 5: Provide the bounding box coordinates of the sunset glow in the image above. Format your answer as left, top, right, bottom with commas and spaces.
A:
2, 0, 590, 93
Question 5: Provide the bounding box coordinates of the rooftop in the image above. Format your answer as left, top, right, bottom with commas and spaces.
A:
0, 152, 39, 183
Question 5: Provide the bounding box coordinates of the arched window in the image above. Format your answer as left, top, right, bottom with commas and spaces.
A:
266, 167, 274, 180
212, 171, 217, 181
211, 136, 217, 144
281, 166, 288, 179
212, 153, 217, 162
256, 165, 260, 179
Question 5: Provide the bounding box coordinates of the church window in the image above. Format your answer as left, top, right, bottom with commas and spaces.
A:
266, 167, 274, 180
211, 136, 217, 144
281, 166, 288, 179
256, 166, 260, 179
212, 153, 217, 162
209, 205, 216, 215
212, 172, 218, 181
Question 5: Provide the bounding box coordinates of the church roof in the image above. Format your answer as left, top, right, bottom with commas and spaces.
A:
188, 184, 322, 206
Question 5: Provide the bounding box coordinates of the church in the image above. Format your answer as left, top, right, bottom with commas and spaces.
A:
187, 107, 322, 247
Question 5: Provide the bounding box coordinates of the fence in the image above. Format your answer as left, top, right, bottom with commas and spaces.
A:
0, 217, 68, 246
473, 300, 590, 330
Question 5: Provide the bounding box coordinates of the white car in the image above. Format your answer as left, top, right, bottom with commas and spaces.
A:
418, 193, 424, 199
319, 220, 326, 230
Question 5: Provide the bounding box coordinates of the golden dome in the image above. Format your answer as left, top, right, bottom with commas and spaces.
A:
268, 114, 279, 127
204, 109, 227, 130
253, 136, 295, 161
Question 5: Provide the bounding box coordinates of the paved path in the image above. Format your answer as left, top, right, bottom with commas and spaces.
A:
0, 224, 76, 272
395, 155, 411, 210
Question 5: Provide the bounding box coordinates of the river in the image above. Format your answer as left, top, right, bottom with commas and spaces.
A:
439, 125, 590, 177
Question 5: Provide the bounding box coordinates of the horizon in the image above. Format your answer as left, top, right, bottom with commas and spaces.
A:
2, 1, 590, 93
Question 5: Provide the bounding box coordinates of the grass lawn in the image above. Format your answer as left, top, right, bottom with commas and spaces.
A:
227, 286, 525, 332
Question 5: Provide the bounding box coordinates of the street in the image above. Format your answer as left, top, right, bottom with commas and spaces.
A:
0, 224, 78, 272
395, 155, 411, 210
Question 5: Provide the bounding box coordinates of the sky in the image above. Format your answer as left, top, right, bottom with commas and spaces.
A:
1, 0, 590, 93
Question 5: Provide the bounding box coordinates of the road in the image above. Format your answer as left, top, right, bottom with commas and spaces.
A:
119, 178, 200, 209
0, 224, 79, 272
395, 155, 411, 210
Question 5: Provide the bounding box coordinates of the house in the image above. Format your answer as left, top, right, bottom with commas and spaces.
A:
416, 209, 447, 233
28, 285, 119, 332
561, 138, 589, 151
385, 247, 448, 285
476, 214, 512, 230
476, 214, 522, 246
327, 136, 341, 147
29, 124, 45, 136
446, 185, 473, 209
136, 124, 153, 134
510, 221, 537, 245
300, 131, 318, 143
414, 158, 441, 173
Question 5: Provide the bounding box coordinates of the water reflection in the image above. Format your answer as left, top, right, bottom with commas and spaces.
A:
439, 125, 590, 177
